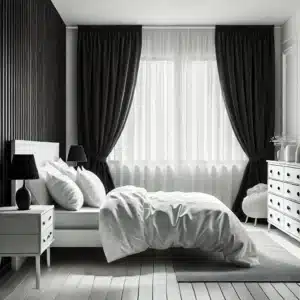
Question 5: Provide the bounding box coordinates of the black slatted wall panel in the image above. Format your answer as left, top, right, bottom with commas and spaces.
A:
0, 0, 66, 274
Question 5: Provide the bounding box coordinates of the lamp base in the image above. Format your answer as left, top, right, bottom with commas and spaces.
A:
16, 183, 31, 210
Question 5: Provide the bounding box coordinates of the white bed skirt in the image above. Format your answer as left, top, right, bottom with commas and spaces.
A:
109, 161, 248, 209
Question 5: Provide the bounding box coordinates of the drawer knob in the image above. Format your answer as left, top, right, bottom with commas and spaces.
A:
43, 239, 46, 242
270, 214, 273, 218
287, 173, 290, 177
270, 170, 273, 174
270, 199, 273, 203
287, 223, 291, 227
43, 222, 45, 225
277, 187, 280, 191
297, 228, 300, 233
277, 171, 280, 175
298, 175, 300, 179
277, 202, 280, 207
287, 206, 291, 211
287, 189, 291, 194
277, 217, 280, 222
270, 184, 273, 188
297, 210, 300, 215
297, 192, 300, 197
48, 216, 52, 221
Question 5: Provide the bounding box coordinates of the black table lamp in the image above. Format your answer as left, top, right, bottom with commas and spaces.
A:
67, 145, 87, 168
10, 154, 39, 210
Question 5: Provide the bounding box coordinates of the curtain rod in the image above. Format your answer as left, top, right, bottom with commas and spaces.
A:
66, 25, 282, 30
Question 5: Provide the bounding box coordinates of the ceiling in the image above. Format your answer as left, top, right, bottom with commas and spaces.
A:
51, 0, 300, 26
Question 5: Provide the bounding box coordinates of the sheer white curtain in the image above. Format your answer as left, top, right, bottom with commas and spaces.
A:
109, 28, 248, 208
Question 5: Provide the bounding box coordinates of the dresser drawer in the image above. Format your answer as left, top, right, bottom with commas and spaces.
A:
268, 164, 284, 181
284, 182, 300, 202
268, 208, 284, 228
41, 224, 54, 253
284, 167, 300, 185
41, 209, 53, 231
284, 215, 300, 239
284, 198, 300, 221
268, 193, 283, 210
268, 179, 284, 196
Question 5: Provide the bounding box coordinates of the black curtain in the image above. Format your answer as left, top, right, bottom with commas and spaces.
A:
215, 26, 275, 219
77, 26, 142, 192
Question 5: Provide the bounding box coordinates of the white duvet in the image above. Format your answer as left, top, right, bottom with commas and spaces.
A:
99, 186, 259, 267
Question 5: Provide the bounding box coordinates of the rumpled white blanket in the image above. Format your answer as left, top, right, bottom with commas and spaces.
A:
99, 186, 259, 267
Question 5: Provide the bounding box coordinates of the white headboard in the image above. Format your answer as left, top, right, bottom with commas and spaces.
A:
11, 140, 60, 205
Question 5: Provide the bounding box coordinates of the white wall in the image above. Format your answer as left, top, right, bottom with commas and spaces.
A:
66, 28, 78, 157
281, 11, 300, 139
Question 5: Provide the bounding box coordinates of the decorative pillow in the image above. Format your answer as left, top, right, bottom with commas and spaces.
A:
45, 172, 84, 211
48, 158, 77, 181
26, 163, 61, 205
76, 167, 106, 208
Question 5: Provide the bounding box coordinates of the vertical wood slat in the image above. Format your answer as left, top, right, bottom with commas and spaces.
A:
0, 0, 66, 274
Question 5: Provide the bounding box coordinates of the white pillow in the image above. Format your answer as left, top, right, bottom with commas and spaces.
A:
46, 172, 84, 211
76, 167, 106, 208
26, 163, 62, 205
48, 158, 77, 181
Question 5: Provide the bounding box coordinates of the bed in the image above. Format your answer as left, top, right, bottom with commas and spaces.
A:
11, 140, 258, 270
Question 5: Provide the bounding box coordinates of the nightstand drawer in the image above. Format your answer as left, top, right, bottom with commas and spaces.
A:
41, 209, 53, 230
41, 225, 54, 253
0, 234, 39, 254
0, 215, 39, 234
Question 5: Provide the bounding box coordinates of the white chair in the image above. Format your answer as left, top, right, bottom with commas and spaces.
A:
242, 183, 268, 226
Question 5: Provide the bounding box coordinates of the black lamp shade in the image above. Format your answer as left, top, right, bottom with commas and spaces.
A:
67, 145, 87, 162
9, 154, 39, 180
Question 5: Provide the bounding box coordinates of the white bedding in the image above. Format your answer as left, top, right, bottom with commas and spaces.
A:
99, 186, 259, 267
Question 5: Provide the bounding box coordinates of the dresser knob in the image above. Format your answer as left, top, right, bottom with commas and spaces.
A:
297, 210, 300, 215
270, 199, 273, 203
270, 214, 273, 218
287, 189, 291, 194
277, 202, 280, 206
277, 187, 280, 191
297, 175, 300, 179
43, 239, 46, 242
42, 222, 45, 225
277, 217, 280, 222
277, 171, 280, 175
297, 228, 300, 233
270, 184, 273, 188
287, 173, 290, 177
287, 223, 291, 227
287, 206, 291, 211
270, 170, 273, 174
297, 192, 300, 197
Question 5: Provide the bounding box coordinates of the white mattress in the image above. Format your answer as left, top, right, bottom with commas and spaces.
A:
54, 207, 99, 230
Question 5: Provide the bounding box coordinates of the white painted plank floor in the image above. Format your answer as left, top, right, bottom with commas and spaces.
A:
0, 224, 300, 300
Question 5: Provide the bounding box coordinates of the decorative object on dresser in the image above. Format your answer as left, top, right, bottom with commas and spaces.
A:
9, 154, 39, 210
267, 160, 300, 242
0, 205, 54, 289
67, 145, 87, 168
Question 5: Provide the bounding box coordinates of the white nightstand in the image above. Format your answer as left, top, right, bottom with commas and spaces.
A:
0, 205, 54, 289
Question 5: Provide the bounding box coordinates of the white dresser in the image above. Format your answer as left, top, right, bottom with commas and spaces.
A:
0, 205, 54, 289
267, 160, 300, 242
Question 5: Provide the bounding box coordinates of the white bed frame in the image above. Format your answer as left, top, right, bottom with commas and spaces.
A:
11, 140, 101, 270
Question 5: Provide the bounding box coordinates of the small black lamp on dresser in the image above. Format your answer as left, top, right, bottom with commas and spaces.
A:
9, 154, 39, 210
67, 145, 87, 168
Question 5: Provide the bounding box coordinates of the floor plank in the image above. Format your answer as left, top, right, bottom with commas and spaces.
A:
55, 274, 83, 300
179, 283, 196, 300
272, 283, 299, 300
138, 256, 153, 300
106, 276, 126, 300
166, 262, 181, 300
73, 275, 94, 300
89, 276, 112, 300
153, 255, 167, 300
206, 282, 225, 300
192, 283, 210, 300
122, 259, 141, 300
286, 283, 300, 299
219, 283, 240, 300
259, 283, 284, 300
245, 283, 270, 300
232, 283, 254, 300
